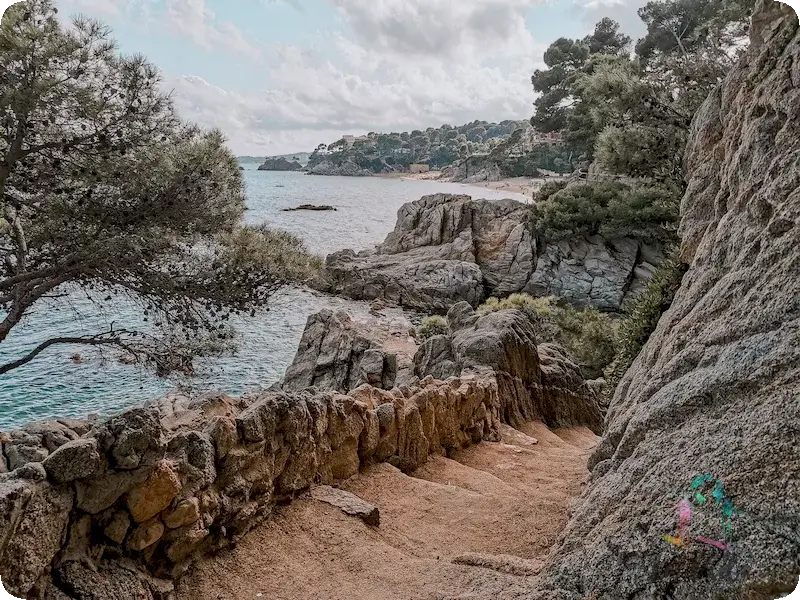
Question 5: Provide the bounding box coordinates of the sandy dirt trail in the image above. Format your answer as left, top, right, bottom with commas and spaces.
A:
178, 422, 598, 600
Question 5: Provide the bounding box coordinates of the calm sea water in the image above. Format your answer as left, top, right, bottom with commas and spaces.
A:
0, 168, 528, 430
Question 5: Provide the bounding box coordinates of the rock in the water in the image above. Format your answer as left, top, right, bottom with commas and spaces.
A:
257, 157, 303, 171
540, 4, 800, 598
282, 204, 336, 212
311, 485, 380, 526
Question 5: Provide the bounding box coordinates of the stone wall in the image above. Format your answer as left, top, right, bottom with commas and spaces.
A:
0, 374, 515, 599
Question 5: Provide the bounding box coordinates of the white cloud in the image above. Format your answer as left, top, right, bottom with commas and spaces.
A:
59, 0, 557, 155
162, 0, 261, 58
58, 0, 123, 17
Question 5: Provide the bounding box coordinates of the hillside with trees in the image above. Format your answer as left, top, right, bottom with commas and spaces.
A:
306, 120, 528, 175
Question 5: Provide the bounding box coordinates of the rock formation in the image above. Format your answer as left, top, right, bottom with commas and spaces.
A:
257, 157, 303, 171
282, 204, 337, 212
306, 160, 372, 177
0, 294, 606, 599
414, 302, 603, 433
320, 193, 663, 312
538, 2, 800, 598
281, 310, 403, 393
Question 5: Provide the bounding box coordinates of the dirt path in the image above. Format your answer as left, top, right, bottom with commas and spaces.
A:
177, 422, 598, 600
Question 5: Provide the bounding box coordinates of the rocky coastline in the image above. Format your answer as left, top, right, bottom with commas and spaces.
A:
0, 2, 798, 598
318, 193, 664, 313
256, 157, 303, 172
0, 299, 601, 599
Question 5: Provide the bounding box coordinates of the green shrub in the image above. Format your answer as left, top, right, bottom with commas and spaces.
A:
605, 254, 688, 388
530, 181, 679, 246
478, 294, 616, 379
601, 184, 680, 245
416, 316, 449, 341
534, 179, 569, 202
530, 182, 627, 241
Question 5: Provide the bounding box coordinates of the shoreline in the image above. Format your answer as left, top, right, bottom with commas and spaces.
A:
377, 171, 560, 200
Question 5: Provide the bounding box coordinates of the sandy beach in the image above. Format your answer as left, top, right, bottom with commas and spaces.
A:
379, 171, 557, 199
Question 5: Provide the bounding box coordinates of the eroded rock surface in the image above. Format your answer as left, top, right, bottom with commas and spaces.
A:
320, 193, 661, 312
281, 309, 416, 393
414, 302, 603, 433
539, 3, 800, 598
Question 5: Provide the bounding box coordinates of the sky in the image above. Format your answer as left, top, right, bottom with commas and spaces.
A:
54, 0, 649, 156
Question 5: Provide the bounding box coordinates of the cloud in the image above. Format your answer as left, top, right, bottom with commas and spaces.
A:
162, 0, 261, 58
59, 0, 556, 155
575, 0, 646, 36
57, 0, 124, 17
330, 0, 540, 61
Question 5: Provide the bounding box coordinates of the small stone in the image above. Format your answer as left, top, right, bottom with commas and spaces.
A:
5, 443, 48, 471
104, 511, 131, 544
311, 485, 380, 526
126, 461, 182, 523
165, 526, 210, 563
206, 417, 238, 459
127, 519, 164, 552
11, 462, 48, 482
163, 498, 201, 529
42, 438, 102, 484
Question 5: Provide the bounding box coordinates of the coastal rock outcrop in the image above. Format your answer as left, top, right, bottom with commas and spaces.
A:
414, 302, 603, 433
307, 160, 371, 177
0, 295, 605, 599
539, 2, 800, 598
257, 157, 302, 171
320, 193, 662, 312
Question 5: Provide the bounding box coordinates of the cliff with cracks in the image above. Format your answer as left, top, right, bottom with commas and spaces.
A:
538, 2, 800, 598
320, 193, 664, 313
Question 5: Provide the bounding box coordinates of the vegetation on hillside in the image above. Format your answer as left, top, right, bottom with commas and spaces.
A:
0, 1, 320, 376
525, 0, 754, 250
415, 316, 449, 341
307, 120, 528, 174
605, 255, 688, 388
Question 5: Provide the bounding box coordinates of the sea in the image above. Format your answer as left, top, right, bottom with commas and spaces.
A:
0, 166, 529, 430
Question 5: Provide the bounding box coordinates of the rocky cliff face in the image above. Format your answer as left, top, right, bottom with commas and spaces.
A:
321, 193, 663, 312
539, 2, 800, 598
281, 309, 417, 393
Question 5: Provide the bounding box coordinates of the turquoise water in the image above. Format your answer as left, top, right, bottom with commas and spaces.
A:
0, 168, 527, 430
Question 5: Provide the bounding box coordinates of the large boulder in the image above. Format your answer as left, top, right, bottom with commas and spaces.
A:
281, 310, 401, 393
414, 302, 603, 433
540, 3, 800, 598
319, 193, 662, 313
